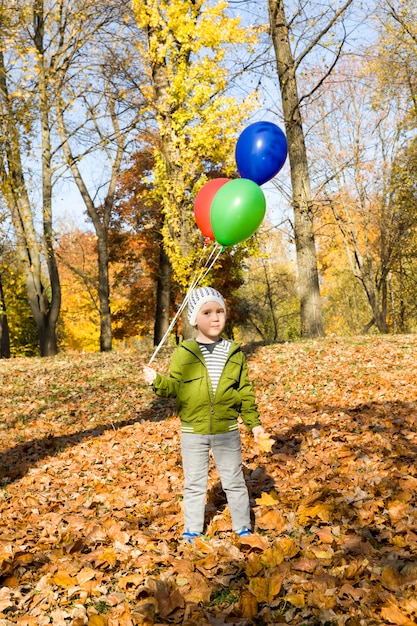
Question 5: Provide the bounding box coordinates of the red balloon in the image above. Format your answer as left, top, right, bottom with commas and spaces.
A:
194, 178, 230, 239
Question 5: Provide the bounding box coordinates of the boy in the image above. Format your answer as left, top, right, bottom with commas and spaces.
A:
143, 286, 265, 541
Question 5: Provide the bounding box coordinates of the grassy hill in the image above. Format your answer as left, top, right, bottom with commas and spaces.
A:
1, 335, 417, 625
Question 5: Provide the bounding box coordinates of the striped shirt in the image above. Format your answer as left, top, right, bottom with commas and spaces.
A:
197, 338, 231, 394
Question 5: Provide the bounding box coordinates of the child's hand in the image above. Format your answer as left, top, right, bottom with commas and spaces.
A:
143, 366, 157, 385
251, 425, 266, 443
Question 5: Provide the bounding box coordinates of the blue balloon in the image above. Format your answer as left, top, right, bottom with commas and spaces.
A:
235, 121, 288, 186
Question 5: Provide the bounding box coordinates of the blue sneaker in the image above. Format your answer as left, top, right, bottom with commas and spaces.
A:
182, 531, 201, 543
235, 527, 252, 537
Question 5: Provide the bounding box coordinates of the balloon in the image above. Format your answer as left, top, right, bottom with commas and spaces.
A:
210, 178, 266, 246
235, 121, 288, 186
193, 178, 230, 239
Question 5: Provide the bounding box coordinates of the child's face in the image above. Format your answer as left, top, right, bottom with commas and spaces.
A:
195, 301, 226, 340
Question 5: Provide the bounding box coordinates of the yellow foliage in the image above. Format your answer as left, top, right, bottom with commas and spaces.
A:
57, 231, 101, 352
131, 0, 259, 289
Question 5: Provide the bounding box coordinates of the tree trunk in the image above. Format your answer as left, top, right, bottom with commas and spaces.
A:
0, 36, 59, 357
96, 229, 112, 352
0, 274, 10, 358
268, 0, 325, 338
360, 271, 388, 333
34, 0, 61, 355
153, 244, 172, 346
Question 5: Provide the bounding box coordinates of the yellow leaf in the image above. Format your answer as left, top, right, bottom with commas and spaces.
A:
276, 536, 299, 559
257, 433, 274, 452
98, 547, 118, 567
88, 616, 107, 626
267, 567, 286, 600
260, 544, 284, 568
255, 491, 280, 506
297, 502, 333, 524
118, 574, 144, 590
245, 553, 263, 577
49, 570, 77, 588
308, 545, 334, 560
194, 553, 219, 571
249, 576, 268, 603
285, 592, 305, 607
392, 535, 407, 548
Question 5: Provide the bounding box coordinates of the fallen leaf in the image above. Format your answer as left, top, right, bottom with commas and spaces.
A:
255, 491, 280, 506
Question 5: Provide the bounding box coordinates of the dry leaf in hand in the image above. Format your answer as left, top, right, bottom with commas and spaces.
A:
257, 432, 274, 452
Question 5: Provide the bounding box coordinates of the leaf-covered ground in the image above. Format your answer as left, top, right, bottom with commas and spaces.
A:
1, 335, 417, 626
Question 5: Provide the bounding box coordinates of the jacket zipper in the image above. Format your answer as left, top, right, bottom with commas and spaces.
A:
208, 376, 214, 434
184, 341, 236, 434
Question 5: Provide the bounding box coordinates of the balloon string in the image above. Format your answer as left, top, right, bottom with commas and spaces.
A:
147, 243, 223, 365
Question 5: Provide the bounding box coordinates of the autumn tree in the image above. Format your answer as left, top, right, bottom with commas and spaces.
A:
308, 57, 417, 333
0, 270, 10, 358
0, 2, 60, 356
0, 215, 10, 358
0, 236, 38, 356
55, 230, 101, 352
236, 223, 299, 342
372, 0, 417, 125
368, 0, 417, 331
385, 139, 417, 332
267, 0, 355, 338
131, 0, 258, 339
51, 0, 148, 352
0, 1, 148, 355
112, 142, 253, 344
111, 144, 164, 343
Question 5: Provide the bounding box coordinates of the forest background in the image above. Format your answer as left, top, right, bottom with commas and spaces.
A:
0, 0, 416, 357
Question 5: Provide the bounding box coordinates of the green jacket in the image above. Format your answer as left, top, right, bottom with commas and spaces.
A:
152, 339, 261, 435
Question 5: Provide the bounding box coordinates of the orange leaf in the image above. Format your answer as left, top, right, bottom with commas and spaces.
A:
238, 587, 258, 618
257, 509, 287, 532
380, 599, 416, 625
381, 566, 404, 591
387, 500, 410, 524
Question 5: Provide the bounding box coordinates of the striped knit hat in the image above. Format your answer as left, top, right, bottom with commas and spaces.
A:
187, 287, 226, 326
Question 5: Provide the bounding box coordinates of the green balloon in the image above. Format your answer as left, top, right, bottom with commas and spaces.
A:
210, 178, 266, 246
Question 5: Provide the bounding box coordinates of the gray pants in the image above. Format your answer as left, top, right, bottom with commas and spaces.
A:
181, 431, 251, 533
